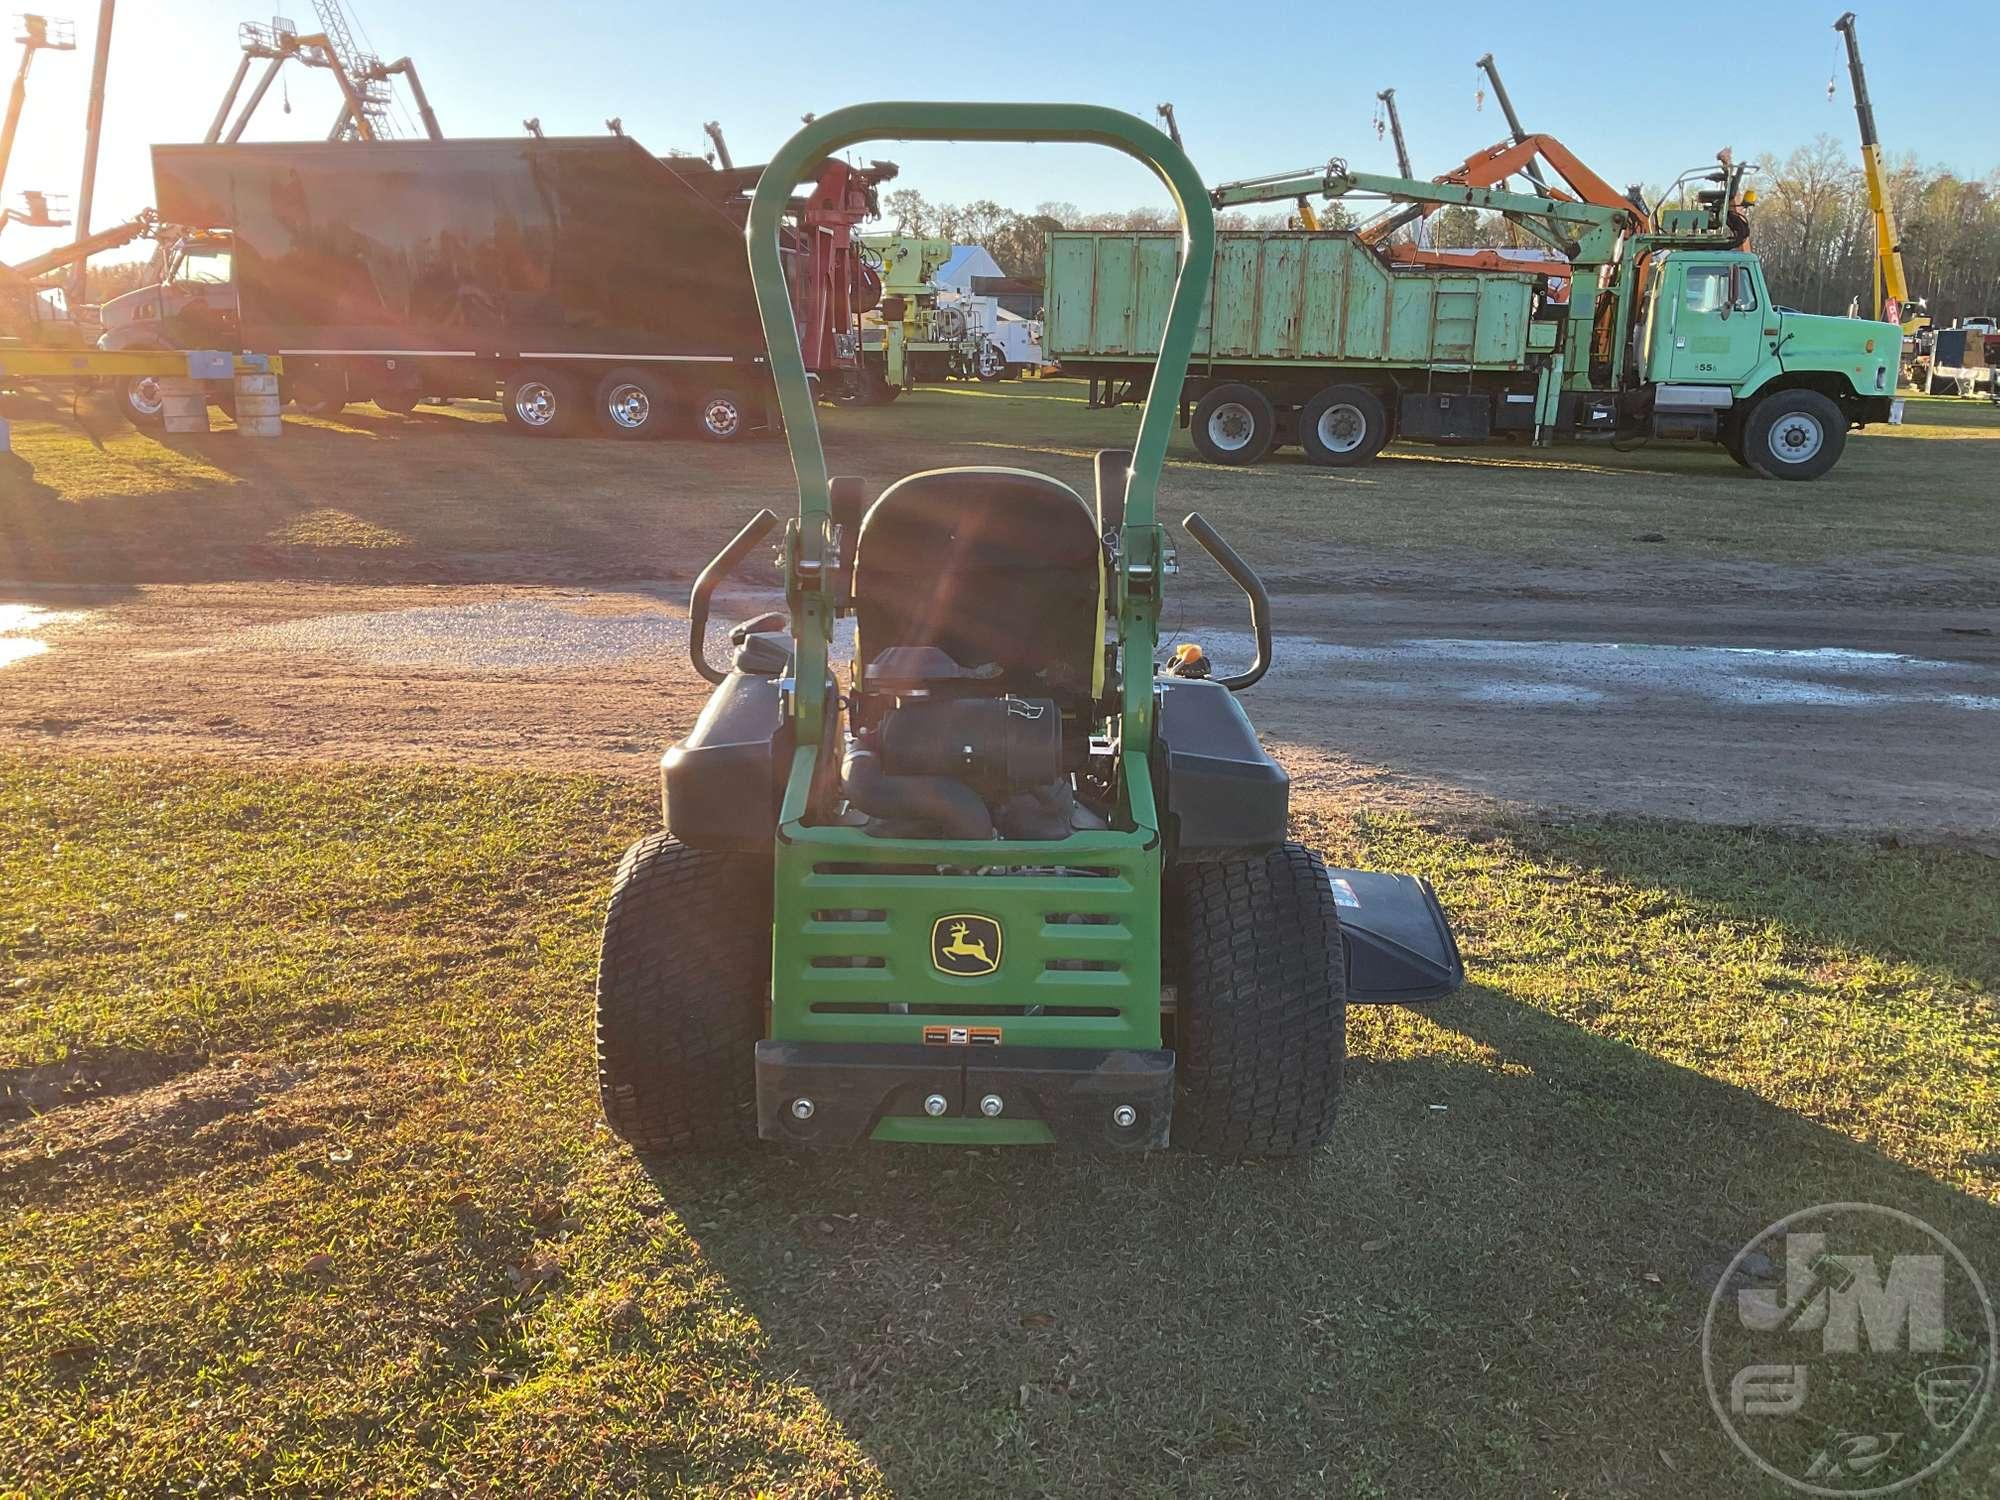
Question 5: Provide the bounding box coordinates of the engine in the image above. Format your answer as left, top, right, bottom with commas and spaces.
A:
839, 646, 1098, 840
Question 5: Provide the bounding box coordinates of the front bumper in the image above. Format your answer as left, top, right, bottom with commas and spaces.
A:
755, 1041, 1174, 1150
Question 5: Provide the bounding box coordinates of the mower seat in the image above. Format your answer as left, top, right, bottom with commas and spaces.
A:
851, 466, 1105, 701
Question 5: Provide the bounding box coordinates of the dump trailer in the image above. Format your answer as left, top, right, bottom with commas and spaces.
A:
1048, 160, 1900, 480
102, 135, 892, 439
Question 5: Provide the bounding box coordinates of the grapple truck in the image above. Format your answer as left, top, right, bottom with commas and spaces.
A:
1047, 150, 1900, 479
594, 103, 1462, 1157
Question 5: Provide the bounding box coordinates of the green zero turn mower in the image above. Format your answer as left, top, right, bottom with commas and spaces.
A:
596, 103, 1463, 1156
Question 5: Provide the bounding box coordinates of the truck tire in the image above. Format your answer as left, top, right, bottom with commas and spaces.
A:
117, 373, 166, 427
503, 366, 581, 436
1742, 390, 1846, 481
374, 391, 420, 416
1190, 383, 1276, 466
1299, 384, 1390, 466
594, 367, 670, 439
694, 388, 749, 442
596, 833, 773, 1154
1167, 843, 1347, 1156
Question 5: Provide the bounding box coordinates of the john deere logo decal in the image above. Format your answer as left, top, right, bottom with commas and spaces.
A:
932, 914, 1002, 976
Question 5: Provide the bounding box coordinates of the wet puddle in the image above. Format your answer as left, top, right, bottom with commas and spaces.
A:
0, 604, 89, 670
1174, 634, 2000, 713
241, 598, 2000, 715
247, 597, 855, 672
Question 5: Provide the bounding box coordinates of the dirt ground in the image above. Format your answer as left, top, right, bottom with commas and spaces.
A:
2, 385, 1997, 840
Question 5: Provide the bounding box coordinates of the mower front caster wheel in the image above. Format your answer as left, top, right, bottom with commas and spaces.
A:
1168, 843, 1348, 1156
596, 833, 773, 1153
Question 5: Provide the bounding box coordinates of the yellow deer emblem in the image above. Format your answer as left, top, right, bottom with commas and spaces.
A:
931, 914, 1002, 976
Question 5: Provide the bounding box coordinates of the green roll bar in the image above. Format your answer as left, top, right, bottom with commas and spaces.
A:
745, 103, 1216, 760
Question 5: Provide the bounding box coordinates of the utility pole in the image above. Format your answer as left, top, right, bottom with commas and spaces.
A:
69, 0, 110, 301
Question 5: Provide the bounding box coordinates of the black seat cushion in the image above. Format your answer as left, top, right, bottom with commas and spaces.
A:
853, 467, 1103, 699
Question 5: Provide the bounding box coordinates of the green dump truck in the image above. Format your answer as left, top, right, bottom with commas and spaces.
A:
1045, 161, 1899, 479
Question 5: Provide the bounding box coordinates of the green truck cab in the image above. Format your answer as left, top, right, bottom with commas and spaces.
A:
1638, 250, 1898, 477
1045, 159, 1899, 480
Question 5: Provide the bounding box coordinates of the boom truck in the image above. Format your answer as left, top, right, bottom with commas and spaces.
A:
101, 134, 893, 437
1046, 148, 1900, 479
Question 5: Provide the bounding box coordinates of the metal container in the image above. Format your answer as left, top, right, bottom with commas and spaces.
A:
1045, 231, 1534, 371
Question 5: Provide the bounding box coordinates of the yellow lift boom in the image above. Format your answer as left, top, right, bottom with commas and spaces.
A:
1834, 10, 1925, 332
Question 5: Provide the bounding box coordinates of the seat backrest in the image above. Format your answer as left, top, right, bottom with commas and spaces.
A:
852, 467, 1103, 701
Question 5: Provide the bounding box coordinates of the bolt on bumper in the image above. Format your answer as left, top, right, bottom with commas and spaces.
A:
755, 1040, 1174, 1150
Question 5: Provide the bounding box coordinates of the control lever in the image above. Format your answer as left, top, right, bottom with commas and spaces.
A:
1180, 512, 1272, 691
689, 509, 779, 684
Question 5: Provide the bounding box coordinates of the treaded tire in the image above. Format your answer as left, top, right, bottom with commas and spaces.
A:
694, 388, 750, 442
1743, 389, 1846, 481
596, 833, 772, 1154
594, 366, 671, 439
1299, 383, 1390, 467
116, 373, 167, 427
1190, 383, 1276, 466
504, 365, 581, 436
1167, 843, 1347, 1156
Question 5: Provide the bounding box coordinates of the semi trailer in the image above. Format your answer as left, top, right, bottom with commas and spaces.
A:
101, 134, 893, 438
1047, 153, 1900, 480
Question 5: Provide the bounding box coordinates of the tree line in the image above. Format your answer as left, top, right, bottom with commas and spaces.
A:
883, 136, 2000, 326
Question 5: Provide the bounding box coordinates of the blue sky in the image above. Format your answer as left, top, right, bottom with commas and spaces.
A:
5, 0, 1995, 264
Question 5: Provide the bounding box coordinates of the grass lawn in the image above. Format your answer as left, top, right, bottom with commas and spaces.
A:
2, 755, 1994, 1496
2, 386, 1995, 592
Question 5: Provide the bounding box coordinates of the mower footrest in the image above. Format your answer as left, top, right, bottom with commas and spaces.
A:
1326, 868, 1465, 1005
756, 1041, 1174, 1150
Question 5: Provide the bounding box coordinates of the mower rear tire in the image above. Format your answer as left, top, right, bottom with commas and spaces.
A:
1167, 843, 1347, 1156
596, 833, 773, 1154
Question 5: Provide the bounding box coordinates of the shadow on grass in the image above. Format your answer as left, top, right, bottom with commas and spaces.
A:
636, 983, 2000, 1497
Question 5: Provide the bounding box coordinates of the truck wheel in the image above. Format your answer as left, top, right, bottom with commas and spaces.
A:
1167, 844, 1347, 1157
1190, 383, 1276, 465
596, 833, 772, 1154
504, 366, 580, 436
695, 389, 748, 442
1299, 384, 1390, 466
594, 367, 669, 439
1743, 390, 1846, 481
117, 373, 166, 427
374, 391, 420, 416
976, 340, 1006, 382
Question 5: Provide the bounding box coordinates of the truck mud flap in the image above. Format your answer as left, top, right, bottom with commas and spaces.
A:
1326, 868, 1465, 1005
